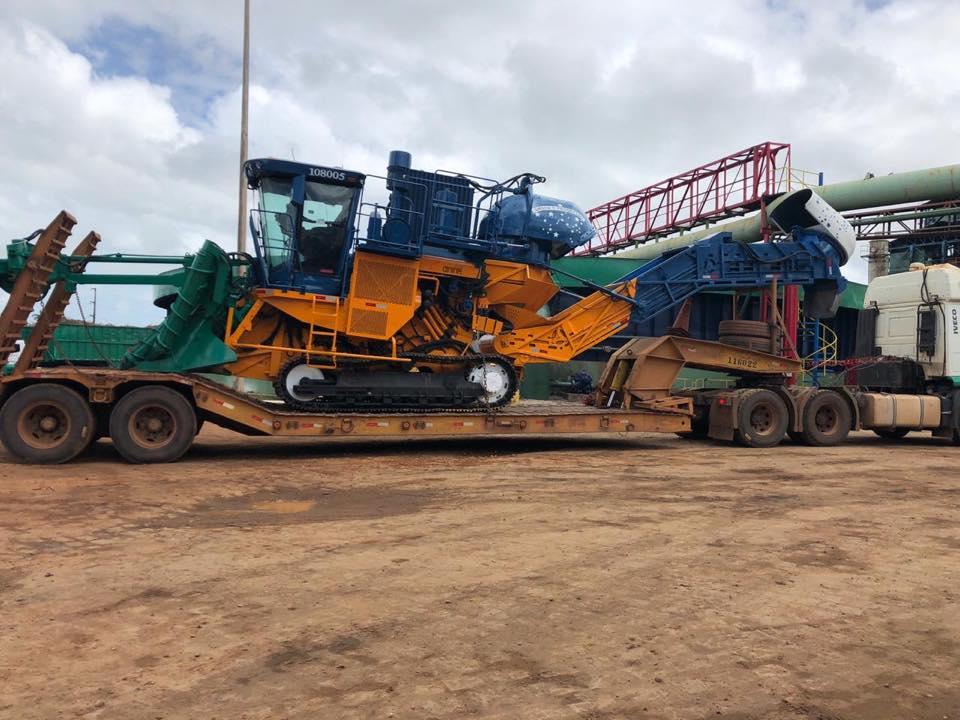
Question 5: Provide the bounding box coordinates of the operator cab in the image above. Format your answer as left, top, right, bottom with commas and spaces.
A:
245, 158, 365, 294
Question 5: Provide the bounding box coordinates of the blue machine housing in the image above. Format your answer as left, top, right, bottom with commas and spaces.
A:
245, 151, 596, 296
488, 192, 596, 262
606, 228, 848, 324
365, 150, 595, 265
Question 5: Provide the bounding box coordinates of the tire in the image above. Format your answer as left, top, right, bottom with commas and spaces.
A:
800, 390, 851, 446
0, 384, 96, 464
734, 388, 788, 448
873, 427, 910, 440
109, 386, 196, 463
718, 320, 772, 339
719, 335, 775, 353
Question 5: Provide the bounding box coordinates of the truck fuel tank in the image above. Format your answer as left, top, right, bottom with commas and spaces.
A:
859, 392, 941, 430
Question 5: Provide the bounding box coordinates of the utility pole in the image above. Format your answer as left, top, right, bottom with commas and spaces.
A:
236, 0, 251, 253
91, 288, 97, 325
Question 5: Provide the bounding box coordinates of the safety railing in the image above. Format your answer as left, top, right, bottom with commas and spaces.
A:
799, 318, 838, 386
353, 170, 522, 259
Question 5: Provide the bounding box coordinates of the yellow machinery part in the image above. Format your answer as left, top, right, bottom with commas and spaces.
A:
596, 335, 803, 409
483, 259, 557, 311
492, 279, 636, 365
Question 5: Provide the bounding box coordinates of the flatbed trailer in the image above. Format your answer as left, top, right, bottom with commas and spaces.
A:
0, 367, 691, 464
0, 212, 951, 462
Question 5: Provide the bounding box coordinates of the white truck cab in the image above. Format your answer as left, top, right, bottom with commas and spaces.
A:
864, 264, 960, 384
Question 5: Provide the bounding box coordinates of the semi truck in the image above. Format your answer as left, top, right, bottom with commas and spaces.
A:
1, 178, 958, 462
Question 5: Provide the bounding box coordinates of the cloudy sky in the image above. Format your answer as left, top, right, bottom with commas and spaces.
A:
2, 0, 959, 324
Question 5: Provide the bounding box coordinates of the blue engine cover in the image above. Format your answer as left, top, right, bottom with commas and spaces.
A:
492, 192, 595, 260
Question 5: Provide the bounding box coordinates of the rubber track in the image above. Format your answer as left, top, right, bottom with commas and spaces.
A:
273, 353, 518, 414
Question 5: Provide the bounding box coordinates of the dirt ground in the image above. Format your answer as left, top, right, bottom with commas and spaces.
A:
0, 425, 958, 720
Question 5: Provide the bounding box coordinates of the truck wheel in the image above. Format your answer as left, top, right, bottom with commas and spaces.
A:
873, 427, 910, 440
0, 384, 95, 464
718, 320, 772, 339
734, 389, 788, 448
109, 386, 196, 463
800, 390, 851, 446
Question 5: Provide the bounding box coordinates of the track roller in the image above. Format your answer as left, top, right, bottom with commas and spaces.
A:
466, 357, 517, 408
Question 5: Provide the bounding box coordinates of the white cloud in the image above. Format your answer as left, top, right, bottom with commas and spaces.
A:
0, 1, 958, 322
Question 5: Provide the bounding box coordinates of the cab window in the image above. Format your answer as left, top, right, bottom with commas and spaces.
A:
298, 181, 355, 275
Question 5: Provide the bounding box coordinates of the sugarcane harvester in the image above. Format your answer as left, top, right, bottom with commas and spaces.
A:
0, 152, 855, 412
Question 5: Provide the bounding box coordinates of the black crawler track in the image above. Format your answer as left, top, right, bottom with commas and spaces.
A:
273, 353, 518, 413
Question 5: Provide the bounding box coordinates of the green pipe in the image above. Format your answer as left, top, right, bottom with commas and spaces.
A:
616, 163, 960, 261
71, 254, 190, 264
61, 273, 186, 286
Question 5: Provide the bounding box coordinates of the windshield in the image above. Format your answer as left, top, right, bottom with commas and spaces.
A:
256, 177, 295, 271
253, 176, 358, 279
303, 181, 354, 226
299, 181, 356, 276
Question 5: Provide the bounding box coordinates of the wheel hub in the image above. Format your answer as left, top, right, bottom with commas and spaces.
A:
466, 361, 513, 406
129, 405, 176, 448
19, 402, 70, 449
282, 361, 327, 403
815, 406, 837, 433
750, 405, 774, 435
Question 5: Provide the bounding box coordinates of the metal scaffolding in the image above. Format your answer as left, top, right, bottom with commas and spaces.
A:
574, 142, 792, 256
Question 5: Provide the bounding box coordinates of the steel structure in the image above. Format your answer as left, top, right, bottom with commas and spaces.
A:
846, 200, 960, 240
574, 142, 792, 256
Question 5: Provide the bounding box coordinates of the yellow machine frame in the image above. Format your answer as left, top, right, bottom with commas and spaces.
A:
219, 249, 643, 382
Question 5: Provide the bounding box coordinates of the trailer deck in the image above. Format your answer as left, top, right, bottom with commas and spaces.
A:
0, 367, 690, 463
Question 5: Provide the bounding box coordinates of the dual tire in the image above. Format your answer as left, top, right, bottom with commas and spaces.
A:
734, 388, 851, 448
0, 384, 196, 464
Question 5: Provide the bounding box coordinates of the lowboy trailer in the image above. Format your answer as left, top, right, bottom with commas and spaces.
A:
0, 366, 691, 464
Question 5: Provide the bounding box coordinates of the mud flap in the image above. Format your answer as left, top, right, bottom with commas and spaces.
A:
707, 392, 737, 442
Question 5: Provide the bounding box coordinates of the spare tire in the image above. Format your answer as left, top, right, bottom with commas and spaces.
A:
718, 320, 772, 338
718, 335, 776, 353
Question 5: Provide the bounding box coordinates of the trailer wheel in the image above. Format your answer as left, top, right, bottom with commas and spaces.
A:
873, 427, 910, 441
734, 389, 788, 448
0, 384, 95, 464
109, 386, 196, 463
799, 390, 851, 446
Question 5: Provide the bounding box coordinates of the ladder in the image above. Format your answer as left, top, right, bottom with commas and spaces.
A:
307, 294, 340, 368
800, 318, 838, 385
0, 211, 77, 367
15, 229, 101, 373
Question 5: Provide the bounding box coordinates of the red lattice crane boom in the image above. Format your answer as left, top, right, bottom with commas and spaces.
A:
575, 142, 792, 256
